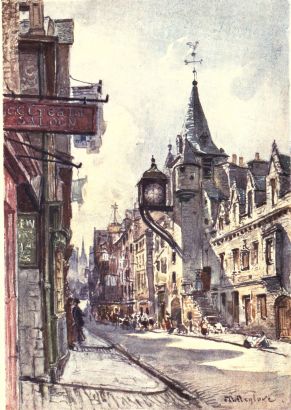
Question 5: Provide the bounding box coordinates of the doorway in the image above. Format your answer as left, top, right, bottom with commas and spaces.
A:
243, 295, 251, 325
276, 296, 291, 338
232, 291, 239, 324
171, 297, 182, 325
201, 267, 211, 291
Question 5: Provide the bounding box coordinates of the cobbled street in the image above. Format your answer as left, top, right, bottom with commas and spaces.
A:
86, 320, 291, 410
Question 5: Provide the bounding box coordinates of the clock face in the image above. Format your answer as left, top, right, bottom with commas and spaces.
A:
144, 183, 164, 205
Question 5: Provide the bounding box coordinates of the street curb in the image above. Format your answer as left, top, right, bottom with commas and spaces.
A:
20, 376, 170, 396
87, 324, 203, 408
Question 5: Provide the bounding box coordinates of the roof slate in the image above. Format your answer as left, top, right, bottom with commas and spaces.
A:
183, 81, 225, 157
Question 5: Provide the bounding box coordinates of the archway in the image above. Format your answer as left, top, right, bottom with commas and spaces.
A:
275, 296, 291, 339
171, 297, 182, 325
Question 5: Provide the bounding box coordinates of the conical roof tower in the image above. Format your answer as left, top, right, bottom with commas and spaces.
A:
183, 79, 226, 157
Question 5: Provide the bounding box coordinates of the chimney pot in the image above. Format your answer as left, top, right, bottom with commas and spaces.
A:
255, 152, 260, 160
239, 157, 244, 166
232, 154, 237, 164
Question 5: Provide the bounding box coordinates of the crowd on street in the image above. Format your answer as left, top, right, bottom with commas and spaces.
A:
65, 297, 274, 352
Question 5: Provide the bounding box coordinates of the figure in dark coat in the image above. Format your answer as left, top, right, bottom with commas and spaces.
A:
72, 298, 85, 343
65, 297, 75, 349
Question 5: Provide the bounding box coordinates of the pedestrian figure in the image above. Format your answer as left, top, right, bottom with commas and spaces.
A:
72, 298, 85, 343
65, 297, 75, 349
200, 317, 208, 336
189, 319, 193, 333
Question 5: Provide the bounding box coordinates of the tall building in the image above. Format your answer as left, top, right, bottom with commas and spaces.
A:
3, 1, 75, 404
161, 75, 291, 338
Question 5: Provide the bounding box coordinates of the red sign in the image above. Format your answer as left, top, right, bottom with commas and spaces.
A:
3, 99, 97, 134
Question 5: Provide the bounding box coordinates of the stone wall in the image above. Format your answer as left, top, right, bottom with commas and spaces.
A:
18, 269, 45, 378
2, 0, 20, 93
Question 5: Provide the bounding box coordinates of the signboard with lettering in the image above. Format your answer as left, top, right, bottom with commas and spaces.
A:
17, 213, 38, 267
3, 99, 97, 134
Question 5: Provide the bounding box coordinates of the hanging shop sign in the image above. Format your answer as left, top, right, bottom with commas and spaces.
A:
3, 99, 97, 134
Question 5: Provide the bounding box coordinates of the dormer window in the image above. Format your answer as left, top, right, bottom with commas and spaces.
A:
270, 178, 277, 206
247, 191, 253, 217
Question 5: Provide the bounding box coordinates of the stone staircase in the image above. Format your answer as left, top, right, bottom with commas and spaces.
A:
191, 291, 227, 326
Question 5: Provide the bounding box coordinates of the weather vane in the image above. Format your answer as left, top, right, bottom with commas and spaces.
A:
184, 41, 203, 80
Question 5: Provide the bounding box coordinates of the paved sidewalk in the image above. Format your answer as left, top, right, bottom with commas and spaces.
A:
20, 327, 194, 409
60, 329, 165, 392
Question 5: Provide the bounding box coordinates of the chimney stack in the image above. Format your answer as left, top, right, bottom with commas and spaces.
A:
232, 154, 237, 164
239, 157, 244, 166
255, 152, 260, 160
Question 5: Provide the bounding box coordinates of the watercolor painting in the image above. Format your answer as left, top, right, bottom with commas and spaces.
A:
2, 0, 290, 409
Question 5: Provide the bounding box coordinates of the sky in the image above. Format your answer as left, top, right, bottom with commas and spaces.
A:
44, 0, 289, 253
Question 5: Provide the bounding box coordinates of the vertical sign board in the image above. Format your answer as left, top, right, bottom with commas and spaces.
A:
17, 214, 38, 267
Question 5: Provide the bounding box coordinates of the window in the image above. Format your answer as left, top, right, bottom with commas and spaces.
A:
241, 250, 250, 271
247, 191, 253, 217
257, 295, 267, 319
221, 293, 226, 309
270, 179, 276, 206
172, 251, 176, 264
130, 244, 133, 253
161, 257, 167, 274
232, 249, 240, 272
49, 206, 60, 229
251, 242, 259, 265
156, 260, 160, 271
55, 250, 64, 313
202, 158, 212, 179
219, 253, 225, 270
219, 217, 224, 230
233, 203, 237, 224
265, 238, 273, 265
19, 5, 30, 34
172, 271, 176, 284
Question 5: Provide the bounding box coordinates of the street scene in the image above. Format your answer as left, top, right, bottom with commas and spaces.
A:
3, 0, 290, 409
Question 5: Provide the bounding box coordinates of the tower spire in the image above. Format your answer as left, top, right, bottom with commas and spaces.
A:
183, 42, 227, 158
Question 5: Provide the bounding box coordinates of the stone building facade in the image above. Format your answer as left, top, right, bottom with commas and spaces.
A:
160, 77, 290, 338
211, 143, 291, 338
3, 1, 75, 406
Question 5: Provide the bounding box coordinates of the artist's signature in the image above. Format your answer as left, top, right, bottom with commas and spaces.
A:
224, 394, 276, 405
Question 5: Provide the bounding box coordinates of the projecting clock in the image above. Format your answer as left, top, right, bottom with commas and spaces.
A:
144, 183, 164, 205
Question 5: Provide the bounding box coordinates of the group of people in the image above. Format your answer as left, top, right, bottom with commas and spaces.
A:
109, 310, 156, 331
65, 297, 86, 349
